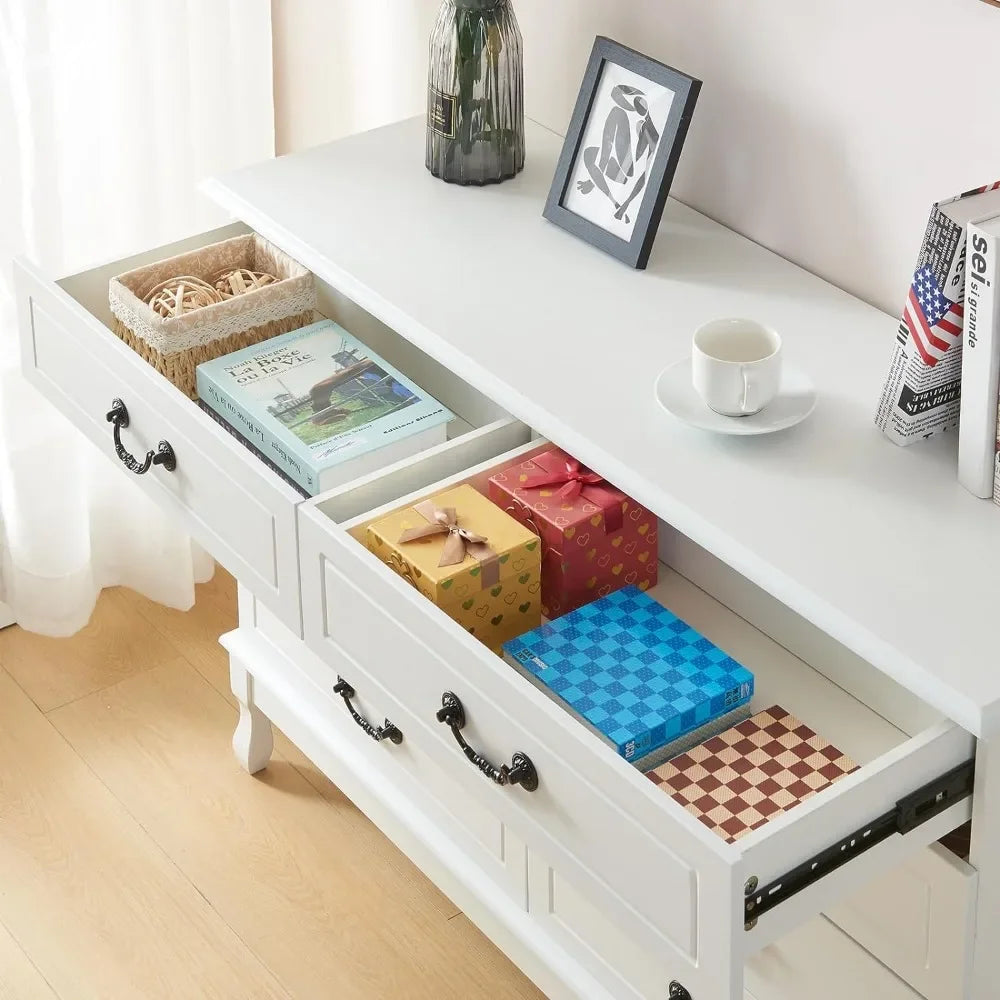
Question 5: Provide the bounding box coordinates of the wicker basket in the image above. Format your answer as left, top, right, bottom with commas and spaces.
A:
109, 233, 316, 398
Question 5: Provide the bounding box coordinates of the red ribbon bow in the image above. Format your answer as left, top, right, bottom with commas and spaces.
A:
519, 453, 624, 533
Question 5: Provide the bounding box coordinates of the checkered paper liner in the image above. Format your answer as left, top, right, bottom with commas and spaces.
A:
646, 706, 859, 843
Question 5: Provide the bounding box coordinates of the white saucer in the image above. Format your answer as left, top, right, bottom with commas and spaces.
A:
654, 358, 817, 436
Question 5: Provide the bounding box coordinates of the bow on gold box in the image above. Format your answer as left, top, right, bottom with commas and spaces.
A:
365, 484, 542, 653
488, 449, 658, 619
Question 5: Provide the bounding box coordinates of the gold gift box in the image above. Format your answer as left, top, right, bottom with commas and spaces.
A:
366, 484, 542, 653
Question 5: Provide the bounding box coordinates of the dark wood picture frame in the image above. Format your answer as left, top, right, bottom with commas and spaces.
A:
543, 37, 702, 270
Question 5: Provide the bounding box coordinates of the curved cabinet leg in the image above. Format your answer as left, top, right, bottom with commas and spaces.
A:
230, 657, 273, 775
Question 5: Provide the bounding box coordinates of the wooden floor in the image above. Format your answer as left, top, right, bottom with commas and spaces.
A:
0, 569, 545, 1000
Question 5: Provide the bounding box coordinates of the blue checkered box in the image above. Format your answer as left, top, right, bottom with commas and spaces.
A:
502, 586, 754, 762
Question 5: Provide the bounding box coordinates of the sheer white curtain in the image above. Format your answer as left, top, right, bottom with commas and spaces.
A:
0, 0, 275, 635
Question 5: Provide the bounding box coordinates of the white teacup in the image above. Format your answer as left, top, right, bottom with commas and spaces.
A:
692, 319, 783, 417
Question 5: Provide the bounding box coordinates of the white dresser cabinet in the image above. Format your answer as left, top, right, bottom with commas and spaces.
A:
15, 118, 1000, 1000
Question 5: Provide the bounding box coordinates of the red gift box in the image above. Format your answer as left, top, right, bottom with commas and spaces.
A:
487, 449, 658, 619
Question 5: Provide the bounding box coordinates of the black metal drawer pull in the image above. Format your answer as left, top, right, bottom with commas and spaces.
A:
668, 983, 691, 999
435, 692, 538, 792
333, 678, 403, 745
106, 399, 176, 475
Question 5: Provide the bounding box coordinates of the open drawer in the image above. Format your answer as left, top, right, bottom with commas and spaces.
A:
297, 438, 976, 999
13, 223, 527, 634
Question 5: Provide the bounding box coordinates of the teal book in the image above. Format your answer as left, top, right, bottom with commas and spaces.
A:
196, 320, 454, 496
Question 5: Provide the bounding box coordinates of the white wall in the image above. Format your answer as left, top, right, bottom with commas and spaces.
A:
273, 0, 1000, 314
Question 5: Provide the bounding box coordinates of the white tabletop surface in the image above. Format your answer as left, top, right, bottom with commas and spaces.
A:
205, 118, 1000, 737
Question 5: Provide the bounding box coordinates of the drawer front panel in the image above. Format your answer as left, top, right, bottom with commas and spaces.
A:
300, 512, 713, 966
249, 594, 527, 905
16, 259, 303, 631
224, 624, 527, 915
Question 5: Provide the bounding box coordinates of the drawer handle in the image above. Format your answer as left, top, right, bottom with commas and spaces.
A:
333, 678, 403, 745
106, 399, 177, 475
435, 692, 538, 792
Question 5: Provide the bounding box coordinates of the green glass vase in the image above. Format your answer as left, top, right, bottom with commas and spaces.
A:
426, 0, 524, 185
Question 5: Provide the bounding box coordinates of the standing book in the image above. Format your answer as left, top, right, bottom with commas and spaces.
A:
196, 320, 454, 496
876, 181, 1000, 446
501, 587, 754, 764
959, 216, 1000, 498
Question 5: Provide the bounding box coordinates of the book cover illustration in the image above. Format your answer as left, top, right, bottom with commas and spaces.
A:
197, 320, 454, 491
502, 586, 754, 762
647, 705, 858, 843
876, 181, 1000, 446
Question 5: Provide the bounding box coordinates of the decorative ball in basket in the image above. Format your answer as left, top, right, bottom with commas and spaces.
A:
108, 233, 316, 399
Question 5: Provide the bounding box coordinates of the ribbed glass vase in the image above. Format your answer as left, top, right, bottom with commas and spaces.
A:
426, 0, 524, 185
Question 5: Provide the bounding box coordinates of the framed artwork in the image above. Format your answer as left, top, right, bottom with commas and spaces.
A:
543, 37, 702, 270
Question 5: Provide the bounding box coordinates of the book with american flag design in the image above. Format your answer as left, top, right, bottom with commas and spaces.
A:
876, 181, 1000, 447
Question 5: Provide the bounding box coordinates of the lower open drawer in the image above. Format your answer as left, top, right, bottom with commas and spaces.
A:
297, 438, 976, 1000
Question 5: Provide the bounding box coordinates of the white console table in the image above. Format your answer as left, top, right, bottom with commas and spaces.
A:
14, 118, 998, 1000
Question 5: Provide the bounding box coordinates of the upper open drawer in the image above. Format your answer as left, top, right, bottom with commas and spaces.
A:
296, 437, 976, 1000
13, 223, 527, 634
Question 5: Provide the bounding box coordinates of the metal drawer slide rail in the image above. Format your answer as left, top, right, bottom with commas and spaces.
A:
744, 760, 975, 926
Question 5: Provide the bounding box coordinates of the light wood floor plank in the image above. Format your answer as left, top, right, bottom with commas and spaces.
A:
0, 921, 58, 1000
0, 667, 289, 1000
115, 573, 461, 922
0, 590, 185, 713
48, 658, 544, 1000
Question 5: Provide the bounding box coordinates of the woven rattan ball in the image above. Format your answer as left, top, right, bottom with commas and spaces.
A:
213, 267, 279, 299
145, 275, 222, 318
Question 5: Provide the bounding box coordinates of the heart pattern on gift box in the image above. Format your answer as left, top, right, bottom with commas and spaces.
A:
491, 584, 503, 597
612, 564, 623, 576
612, 536, 623, 549
638, 523, 650, 536
526, 541, 538, 552
575, 533, 591, 548
599, 584, 612, 597
598, 555, 611, 568
540, 490, 553, 497
625, 571, 638, 584
586, 548, 597, 561
528, 581, 541, 594
534, 501, 549, 512
519, 602, 532, 614
565, 526, 576, 540
638, 580, 650, 591
499, 554, 510, 565
590, 515, 602, 527
441, 579, 453, 590
455, 583, 470, 598
638, 552, 649, 563
630, 509, 642, 522
625, 541, 636, 555
648, 531, 658, 545
518, 573, 530, 584
587, 576, 597, 589
491, 614, 504, 627
476, 604, 489, 619
582, 503, 598, 514
555, 515, 569, 527
463, 598, 475, 611
504, 592, 517, 606
513, 558, 526, 571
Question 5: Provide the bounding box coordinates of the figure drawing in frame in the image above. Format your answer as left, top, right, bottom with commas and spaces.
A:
576, 84, 661, 228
